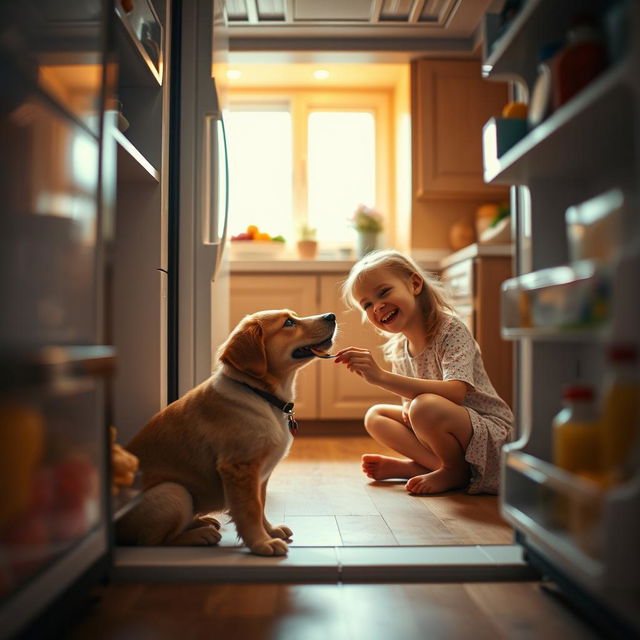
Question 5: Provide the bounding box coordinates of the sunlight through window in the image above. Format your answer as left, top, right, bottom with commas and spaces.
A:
226, 106, 293, 238
226, 101, 381, 247
307, 111, 376, 243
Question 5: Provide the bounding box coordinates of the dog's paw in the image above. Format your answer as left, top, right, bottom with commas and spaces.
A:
195, 514, 222, 530
250, 537, 289, 556
172, 525, 222, 546
268, 525, 293, 541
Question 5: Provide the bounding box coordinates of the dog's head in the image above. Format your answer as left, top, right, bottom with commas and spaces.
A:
217, 310, 337, 391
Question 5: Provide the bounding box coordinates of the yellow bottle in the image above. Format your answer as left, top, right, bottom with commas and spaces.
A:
600, 344, 640, 484
552, 384, 602, 556
553, 384, 600, 474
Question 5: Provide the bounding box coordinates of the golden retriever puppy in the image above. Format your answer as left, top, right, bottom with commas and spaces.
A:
116, 310, 336, 556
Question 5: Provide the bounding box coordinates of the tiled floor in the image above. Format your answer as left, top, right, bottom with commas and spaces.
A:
114, 436, 521, 584
90, 437, 607, 639
216, 436, 513, 547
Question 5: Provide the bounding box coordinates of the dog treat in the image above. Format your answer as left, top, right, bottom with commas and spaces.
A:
310, 347, 335, 358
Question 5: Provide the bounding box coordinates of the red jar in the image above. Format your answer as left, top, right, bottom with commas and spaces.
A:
554, 17, 608, 108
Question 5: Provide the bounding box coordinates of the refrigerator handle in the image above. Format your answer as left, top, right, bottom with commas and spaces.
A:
203, 110, 229, 281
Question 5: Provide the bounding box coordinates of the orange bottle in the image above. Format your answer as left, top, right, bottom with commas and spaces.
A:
553, 384, 600, 474
552, 384, 603, 556
599, 344, 640, 483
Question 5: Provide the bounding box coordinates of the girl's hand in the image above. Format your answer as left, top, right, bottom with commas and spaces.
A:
334, 347, 386, 386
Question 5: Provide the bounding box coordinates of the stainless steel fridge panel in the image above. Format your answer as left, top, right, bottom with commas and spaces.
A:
177, 0, 229, 396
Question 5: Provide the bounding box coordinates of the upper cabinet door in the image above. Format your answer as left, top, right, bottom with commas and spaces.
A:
412, 59, 508, 200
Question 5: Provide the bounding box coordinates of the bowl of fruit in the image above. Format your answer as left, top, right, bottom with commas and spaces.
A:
229, 225, 287, 260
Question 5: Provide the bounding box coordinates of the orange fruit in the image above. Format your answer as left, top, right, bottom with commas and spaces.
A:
475, 203, 499, 220
502, 102, 528, 119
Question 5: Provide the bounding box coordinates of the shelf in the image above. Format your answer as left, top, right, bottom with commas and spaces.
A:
114, 1, 163, 88
501, 260, 612, 336
0, 345, 116, 389
113, 128, 160, 183
482, 0, 603, 86
501, 327, 608, 342
112, 471, 143, 522
484, 60, 636, 185
507, 451, 604, 504
503, 451, 605, 579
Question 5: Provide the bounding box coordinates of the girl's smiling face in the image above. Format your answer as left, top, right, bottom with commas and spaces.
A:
354, 267, 424, 333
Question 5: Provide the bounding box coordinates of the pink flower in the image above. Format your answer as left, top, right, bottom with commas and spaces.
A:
349, 204, 383, 232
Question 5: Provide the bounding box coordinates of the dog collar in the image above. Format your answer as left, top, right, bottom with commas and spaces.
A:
241, 383, 299, 436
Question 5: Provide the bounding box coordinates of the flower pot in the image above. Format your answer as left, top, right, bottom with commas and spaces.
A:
356, 231, 379, 258
296, 240, 318, 260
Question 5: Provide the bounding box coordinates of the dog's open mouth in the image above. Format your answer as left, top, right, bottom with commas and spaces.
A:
292, 336, 334, 359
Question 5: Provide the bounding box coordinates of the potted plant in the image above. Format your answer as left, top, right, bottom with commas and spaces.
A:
296, 225, 318, 259
349, 204, 383, 257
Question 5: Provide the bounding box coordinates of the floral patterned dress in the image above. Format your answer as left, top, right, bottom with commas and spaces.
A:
390, 314, 514, 494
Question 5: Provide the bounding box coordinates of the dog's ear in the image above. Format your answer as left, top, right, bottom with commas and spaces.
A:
218, 318, 268, 379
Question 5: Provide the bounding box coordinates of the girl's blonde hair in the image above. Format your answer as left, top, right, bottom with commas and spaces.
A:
341, 249, 456, 360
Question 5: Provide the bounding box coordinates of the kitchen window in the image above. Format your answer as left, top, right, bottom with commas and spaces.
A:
226, 90, 392, 246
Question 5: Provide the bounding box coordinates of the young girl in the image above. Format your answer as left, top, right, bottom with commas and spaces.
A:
335, 249, 513, 495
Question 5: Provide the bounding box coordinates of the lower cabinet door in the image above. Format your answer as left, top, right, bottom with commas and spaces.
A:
229, 274, 319, 418
318, 275, 396, 419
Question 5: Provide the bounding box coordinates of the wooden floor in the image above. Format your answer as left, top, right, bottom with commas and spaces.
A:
218, 436, 513, 547
61, 436, 604, 639
67, 581, 601, 639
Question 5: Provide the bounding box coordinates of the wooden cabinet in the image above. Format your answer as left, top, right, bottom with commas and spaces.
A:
229, 275, 318, 418
230, 273, 396, 420
412, 59, 508, 200
318, 276, 397, 418
440, 252, 513, 408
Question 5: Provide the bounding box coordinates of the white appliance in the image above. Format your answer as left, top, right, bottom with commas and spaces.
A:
0, 2, 114, 636
174, 0, 230, 398
483, 1, 640, 636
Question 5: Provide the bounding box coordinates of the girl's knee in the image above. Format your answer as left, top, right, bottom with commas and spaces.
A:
363, 404, 387, 435
408, 394, 448, 429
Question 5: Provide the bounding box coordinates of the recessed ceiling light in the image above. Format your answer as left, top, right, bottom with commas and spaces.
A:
313, 69, 330, 80
227, 69, 242, 80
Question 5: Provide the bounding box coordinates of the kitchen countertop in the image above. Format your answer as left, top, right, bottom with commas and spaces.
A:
439, 243, 513, 269
230, 248, 449, 274
229, 245, 513, 274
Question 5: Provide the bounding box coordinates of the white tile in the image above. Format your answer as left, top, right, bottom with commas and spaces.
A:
338, 545, 533, 582
477, 544, 529, 565
285, 516, 343, 546
113, 543, 535, 584
114, 545, 339, 582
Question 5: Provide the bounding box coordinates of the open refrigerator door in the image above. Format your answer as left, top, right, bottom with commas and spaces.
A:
482, 0, 640, 636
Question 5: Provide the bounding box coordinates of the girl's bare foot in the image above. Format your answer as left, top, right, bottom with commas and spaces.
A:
405, 466, 469, 495
361, 454, 429, 480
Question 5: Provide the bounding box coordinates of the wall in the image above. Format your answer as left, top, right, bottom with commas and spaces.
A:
411, 198, 484, 250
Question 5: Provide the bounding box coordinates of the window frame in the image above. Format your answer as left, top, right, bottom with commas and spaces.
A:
227, 88, 394, 246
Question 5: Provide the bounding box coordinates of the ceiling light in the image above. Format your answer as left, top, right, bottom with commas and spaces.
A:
313, 69, 330, 80
227, 69, 242, 80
